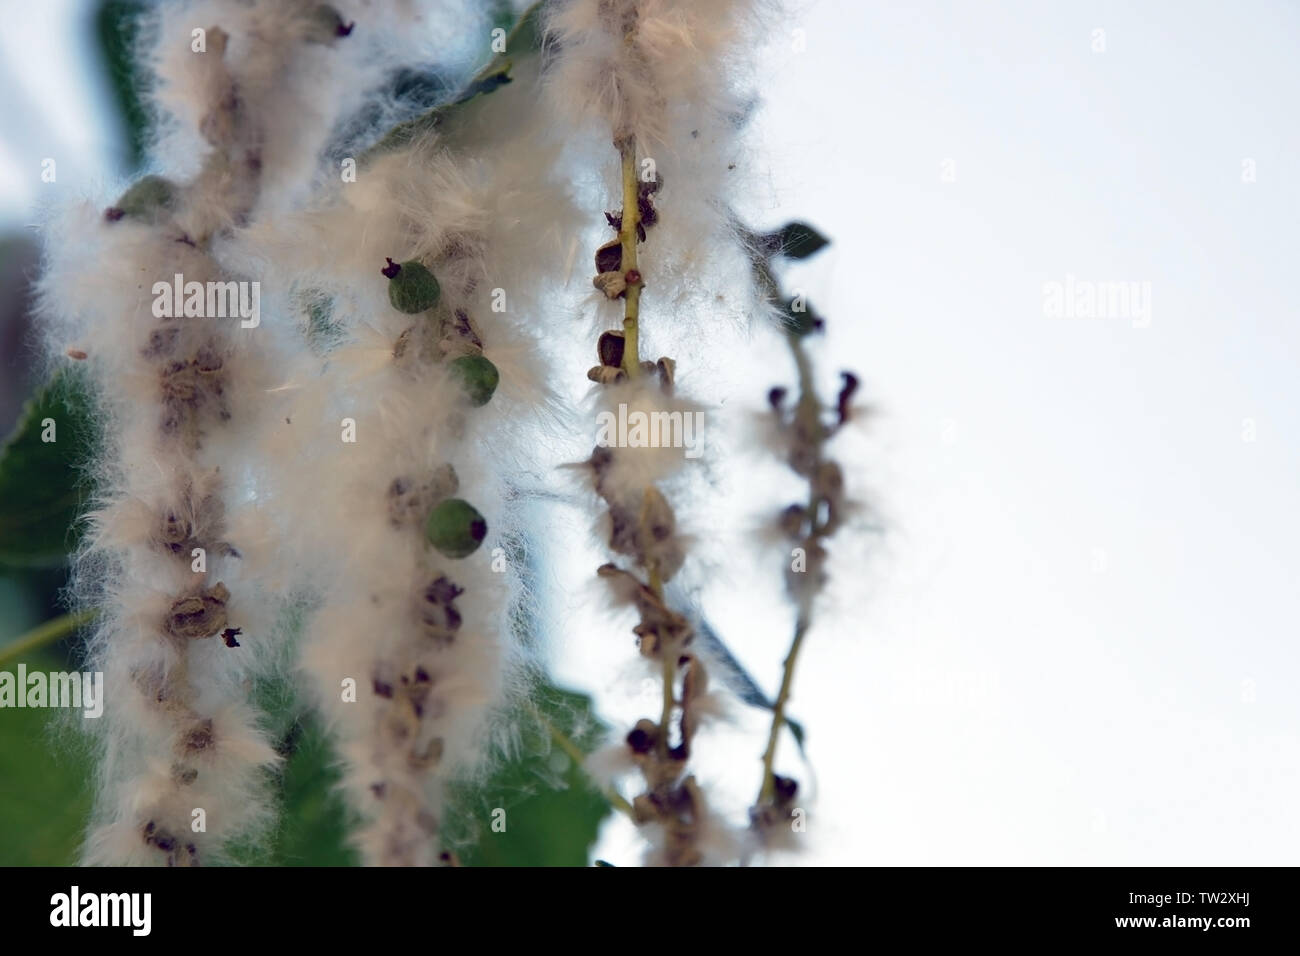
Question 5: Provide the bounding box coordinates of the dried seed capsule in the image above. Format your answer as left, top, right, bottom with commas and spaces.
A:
106, 175, 177, 224
587, 365, 627, 385
773, 774, 799, 802
595, 238, 622, 274
449, 354, 499, 407
597, 330, 625, 368
655, 356, 675, 392
419, 574, 464, 642
425, 498, 487, 558
778, 504, 807, 538
626, 719, 658, 754
383, 258, 441, 313
837, 371, 860, 426
183, 718, 215, 754
165, 583, 230, 639
593, 271, 626, 300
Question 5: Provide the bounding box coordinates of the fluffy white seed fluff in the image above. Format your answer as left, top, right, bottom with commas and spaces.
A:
34, 0, 796, 867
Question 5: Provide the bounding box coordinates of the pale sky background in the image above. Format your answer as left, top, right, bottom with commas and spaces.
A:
1, 0, 1297, 865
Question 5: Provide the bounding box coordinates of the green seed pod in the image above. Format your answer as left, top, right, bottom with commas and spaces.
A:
449, 354, 499, 407
108, 175, 177, 224
383, 258, 441, 313
425, 498, 487, 558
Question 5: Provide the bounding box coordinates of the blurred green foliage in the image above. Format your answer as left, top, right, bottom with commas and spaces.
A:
97, 1, 149, 168
0, 645, 93, 865
445, 681, 611, 867
0, 370, 614, 865
0, 372, 95, 569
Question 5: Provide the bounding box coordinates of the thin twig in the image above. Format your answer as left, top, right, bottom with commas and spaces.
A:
758, 614, 810, 804
0, 609, 97, 668
536, 704, 636, 819
755, 314, 833, 804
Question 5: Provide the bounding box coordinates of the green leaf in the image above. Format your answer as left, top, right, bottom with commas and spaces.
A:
783, 296, 825, 337
223, 668, 359, 867
228, 670, 612, 866
679, 600, 809, 757
443, 679, 613, 867
96, 1, 150, 169
0, 647, 94, 865
362, 1, 544, 158
0, 372, 96, 568
773, 221, 830, 259
262, 719, 359, 866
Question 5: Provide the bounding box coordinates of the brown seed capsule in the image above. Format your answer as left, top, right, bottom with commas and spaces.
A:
164, 583, 230, 639
597, 330, 625, 368
587, 364, 627, 385
626, 719, 657, 754
183, 718, 215, 754
655, 356, 675, 392
158, 511, 191, 549
593, 271, 626, 300
160, 360, 201, 403
779, 504, 807, 538
419, 574, 464, 643
773, 774, 799, 802
837, 371, 860, 426
814, 460, 844, 497
594, 238, 622, 274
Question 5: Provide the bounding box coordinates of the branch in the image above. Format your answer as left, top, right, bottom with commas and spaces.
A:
0, 609, 97, 668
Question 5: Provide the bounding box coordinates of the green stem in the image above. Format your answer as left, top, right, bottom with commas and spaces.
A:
0, 609, 97, 668
756, 333, 826, 804
617, 137, 643, 377
537, 706, 635, 819
659, 640, 675, 758
758, 615, 810, 804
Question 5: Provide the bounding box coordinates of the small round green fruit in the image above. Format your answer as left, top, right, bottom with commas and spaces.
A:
449, 354, 499, 407
108, 175, 177, 224
383, 258, 441, 313
425, 498, 487, 558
